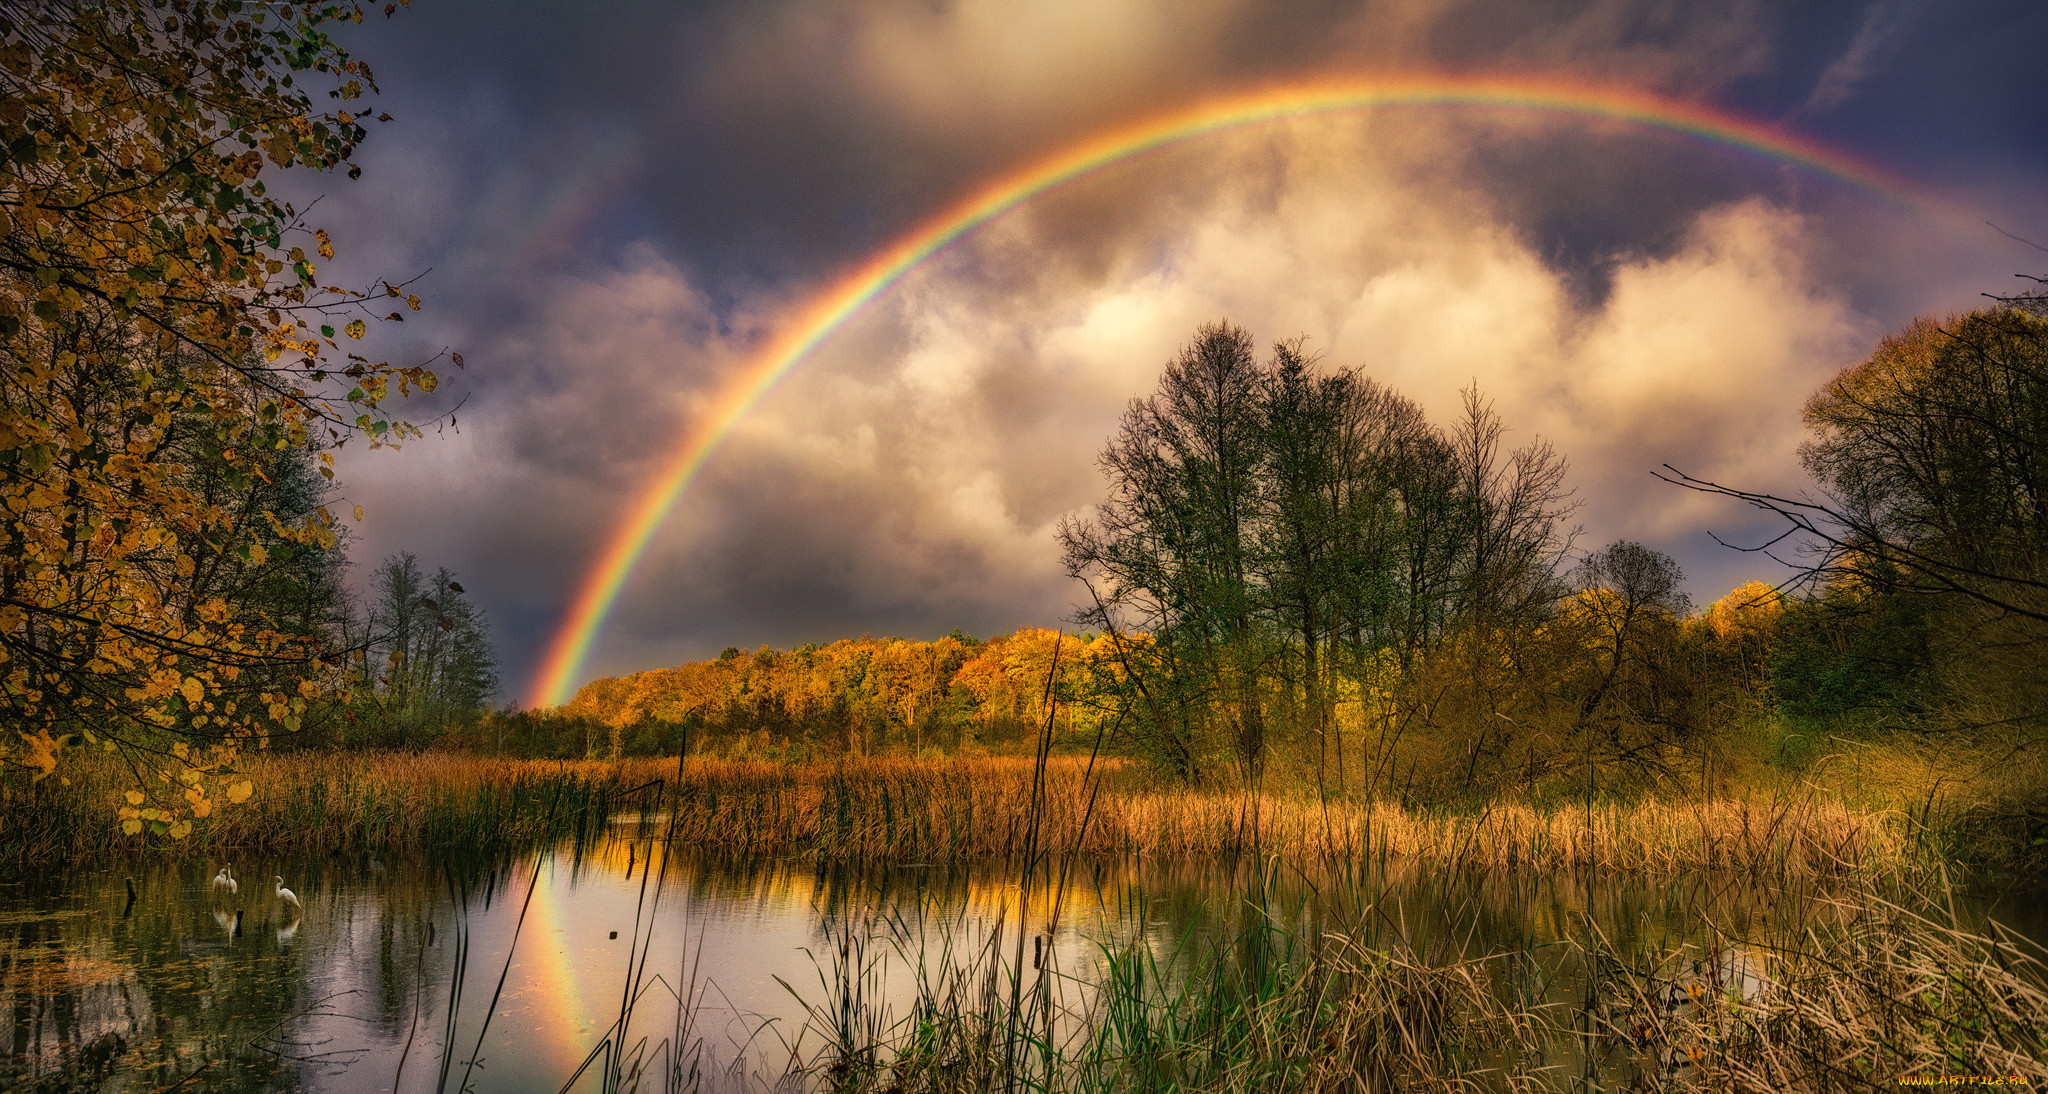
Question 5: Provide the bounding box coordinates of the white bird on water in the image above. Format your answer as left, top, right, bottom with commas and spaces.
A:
274, 876, 301, 914
211, 866, 238, 896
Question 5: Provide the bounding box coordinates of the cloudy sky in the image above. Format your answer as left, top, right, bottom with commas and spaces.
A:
295, 0, 2047, 705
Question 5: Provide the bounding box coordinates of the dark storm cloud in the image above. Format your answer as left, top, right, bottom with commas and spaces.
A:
298, 0, 2048, 700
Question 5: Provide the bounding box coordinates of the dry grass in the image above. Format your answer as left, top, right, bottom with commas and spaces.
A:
781, 900, 1556, 1093
4, 751, 1922, 876
1594, 890, 2048, 1090
767, 886, 2048, 1093
659, 755, 1917, 877
1, 751, 679, 859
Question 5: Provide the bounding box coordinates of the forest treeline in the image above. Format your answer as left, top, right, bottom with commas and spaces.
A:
550, 599, 1768, 779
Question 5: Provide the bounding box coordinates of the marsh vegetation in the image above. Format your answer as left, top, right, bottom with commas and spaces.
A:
4, 752, 2045, 1091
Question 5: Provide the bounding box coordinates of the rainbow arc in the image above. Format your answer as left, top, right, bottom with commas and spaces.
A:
528, 73, 1954, 709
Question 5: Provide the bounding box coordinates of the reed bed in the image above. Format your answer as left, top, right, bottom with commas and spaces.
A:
1594, 890, 2048, 1091
774, 894, 1559, 1093
660, 756, 1917, 878
1, 751, 679, 860
759, 890, 2048, 1093
6, 751, 1919, 877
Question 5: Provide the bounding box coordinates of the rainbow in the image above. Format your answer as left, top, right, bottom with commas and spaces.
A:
525, 858, 601, 1075
527, 73, 1948, 708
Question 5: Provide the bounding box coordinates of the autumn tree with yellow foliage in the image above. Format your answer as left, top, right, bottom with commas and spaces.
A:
1, 1, 441, 837
555, 629, 1120, 761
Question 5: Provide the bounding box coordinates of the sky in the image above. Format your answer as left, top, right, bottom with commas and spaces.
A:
291, 0, 2048, 707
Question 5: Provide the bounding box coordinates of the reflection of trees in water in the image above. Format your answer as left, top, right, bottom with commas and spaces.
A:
0, 853, 495, 1090
652, 845, 1849, 955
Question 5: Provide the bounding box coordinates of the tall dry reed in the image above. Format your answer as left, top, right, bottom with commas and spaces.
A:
659, 756, 1917, 878
779, 896, 1558, 1093
1593, 889, 2048, 1090
1, 751, 678, 860
6, 751, 1922, 877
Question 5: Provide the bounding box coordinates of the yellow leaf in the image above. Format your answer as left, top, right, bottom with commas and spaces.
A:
126, 790, 144, 805
227, 780, 254, 804
167, 820, 192, 840
353, 504, 364, 522
121, 818, 142, 836
180, 677, 204, 705
345, 319, 365, 339
17, 728, 63, 781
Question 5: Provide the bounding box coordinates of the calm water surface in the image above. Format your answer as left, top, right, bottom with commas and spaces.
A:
4, 825, 2041, 1092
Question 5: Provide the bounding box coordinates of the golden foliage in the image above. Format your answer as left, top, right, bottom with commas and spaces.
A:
565, 629, 1128, 752
0, 2, 431, 830
1705, 579, 1784, 644
1803, 315, 1949, 434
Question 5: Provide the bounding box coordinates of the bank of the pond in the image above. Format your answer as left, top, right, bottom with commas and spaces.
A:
9, 831, 2043, 1092
3, 753, 1940, 881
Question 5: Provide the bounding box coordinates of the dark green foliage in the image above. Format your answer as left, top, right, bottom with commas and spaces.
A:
1061, 322, 1574, 788
1770, 587, 1936, 730
339, 552, 499, 747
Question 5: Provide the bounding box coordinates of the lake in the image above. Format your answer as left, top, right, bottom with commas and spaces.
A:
4, 823, 2042, 1092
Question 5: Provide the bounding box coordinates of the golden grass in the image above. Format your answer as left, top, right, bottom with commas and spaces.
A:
658, 755, 1917, 876
4, 751, 1921, 875
774, 883, 2046, 1092
2, 751, 679, 858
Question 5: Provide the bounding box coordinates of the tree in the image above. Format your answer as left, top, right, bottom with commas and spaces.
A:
1447, 384, 1578, 630
1256, 340, 1344, 785
355, 553, 496, 747
1, 1, 443, 828
1065, 323, 1578, 789
1666, 309, 2047, 629
1663, 307, 2047, 738
1564, 540, 1695, 786
1395, 386, 1577, 796
1255, 348, 1436, 792
1062, 321, 1268, 780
